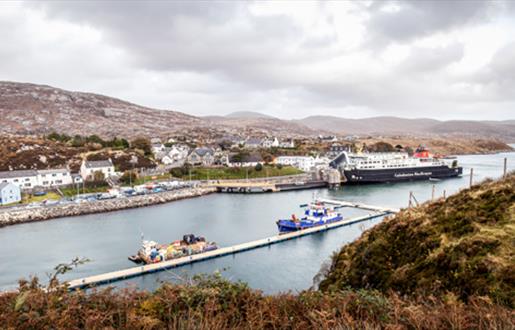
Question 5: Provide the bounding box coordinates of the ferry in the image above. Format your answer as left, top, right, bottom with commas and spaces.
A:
276, 202, 343, 233
129, 234, 218, 264
330, 146, 462, 184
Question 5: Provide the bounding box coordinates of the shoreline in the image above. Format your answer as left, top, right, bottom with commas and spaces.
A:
0, 187, 216, 228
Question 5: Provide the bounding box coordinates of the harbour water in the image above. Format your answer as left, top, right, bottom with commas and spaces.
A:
1, 151, 513, 293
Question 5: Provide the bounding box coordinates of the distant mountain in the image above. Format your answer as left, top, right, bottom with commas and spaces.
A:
296, 116, 515, 141
224, 111, 276, 119
1, 81, 513, 141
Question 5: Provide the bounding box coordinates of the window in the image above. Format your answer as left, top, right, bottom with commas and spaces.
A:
52, 174, 57, 177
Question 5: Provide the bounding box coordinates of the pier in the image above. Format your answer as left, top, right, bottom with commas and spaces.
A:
208, 180, 327, 193
67, 200, 398, 290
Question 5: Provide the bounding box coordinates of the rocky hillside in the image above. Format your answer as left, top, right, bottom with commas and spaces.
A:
0, 81, 201, 138
0, 136, 155, 172
319, 174, 515, 307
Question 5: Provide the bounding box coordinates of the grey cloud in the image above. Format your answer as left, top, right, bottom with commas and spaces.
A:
473, 42, 515, 98
366, 0, 492, 44
399, 43, 465, 73
31, 1, 305, 73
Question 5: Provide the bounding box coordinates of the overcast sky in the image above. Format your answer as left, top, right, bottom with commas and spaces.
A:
1, 1, 514, 120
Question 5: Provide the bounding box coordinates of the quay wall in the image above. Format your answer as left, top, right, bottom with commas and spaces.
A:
0, 187, 216, 228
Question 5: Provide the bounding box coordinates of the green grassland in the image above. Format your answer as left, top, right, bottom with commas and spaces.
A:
173, 165, 303, 181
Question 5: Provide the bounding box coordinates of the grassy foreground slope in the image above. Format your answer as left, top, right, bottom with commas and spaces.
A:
320, 173, 515, 307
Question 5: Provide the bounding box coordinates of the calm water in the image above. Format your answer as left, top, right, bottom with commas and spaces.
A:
1, 151, 513, 293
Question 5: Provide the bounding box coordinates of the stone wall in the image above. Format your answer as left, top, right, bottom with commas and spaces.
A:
0, 187, 216, 227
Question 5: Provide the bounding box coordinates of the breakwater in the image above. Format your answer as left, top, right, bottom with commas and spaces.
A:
0, 187, 216, 227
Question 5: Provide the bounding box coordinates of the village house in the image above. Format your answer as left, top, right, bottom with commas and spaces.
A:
244, 138, 263, 149
80, 159, 115, 181
151, 143, 166, 155
228, 153, 263, 167
161, 144, 190, 166
277, 155, 330, 172
279, 139, 295, 149
0, 168, 76, 190
262, 137, 279, 148
186, 147, 215, 166
0, 170, 39, 189
37, 168, 73, 187
0, 182, 21, 205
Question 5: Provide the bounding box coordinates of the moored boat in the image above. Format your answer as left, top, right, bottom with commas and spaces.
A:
330, 145, 463, 184
276, 202, 343, 233
129, 234, 218, 264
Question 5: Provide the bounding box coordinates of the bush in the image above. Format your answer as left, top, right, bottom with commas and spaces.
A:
254, 163, 263, 171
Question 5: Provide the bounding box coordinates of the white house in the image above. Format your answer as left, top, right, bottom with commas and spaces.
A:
262, 137, 279, 148
37, 168, 73, 187
151, 143, 166, 155
279, 139, 295, 149
275, 156, 317, 172
228, 153, 263, 167
0, 182, 21, 205
80, 159, 115, 181
161, 145, 190, 166
0, 170, 38, 189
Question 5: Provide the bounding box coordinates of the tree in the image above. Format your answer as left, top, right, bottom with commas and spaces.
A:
131, 138, 152, 156
92, 170, 105, 182
370, 142, 395, 153
120, 170, 138, 185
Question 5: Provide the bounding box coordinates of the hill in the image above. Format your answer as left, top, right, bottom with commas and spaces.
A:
1, 81, 514, 141
224, 111, 276, 119
296, 116, 515, 141
0, 81, 202, 138
319, 174, 515, 307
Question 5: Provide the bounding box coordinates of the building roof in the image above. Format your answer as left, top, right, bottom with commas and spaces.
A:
0, 170, 38, 179
229, 153, 263, 163
84, 160, 113, 169
0, 182, 16, 190
38, 168, 70, 175
245, 138, 262, 145
193, 147, 214, 157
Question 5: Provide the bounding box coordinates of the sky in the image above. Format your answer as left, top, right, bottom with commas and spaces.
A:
1, 1, 514, 120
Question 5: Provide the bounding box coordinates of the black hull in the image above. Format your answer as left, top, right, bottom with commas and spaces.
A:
343, 166, 462, 184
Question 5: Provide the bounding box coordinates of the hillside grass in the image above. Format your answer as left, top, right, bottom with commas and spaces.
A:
175, 165, 303, 181
0, 274, 513, 329
319, 173, 515, 308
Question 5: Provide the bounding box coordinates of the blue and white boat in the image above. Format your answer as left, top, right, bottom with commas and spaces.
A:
276, 202, 343, 233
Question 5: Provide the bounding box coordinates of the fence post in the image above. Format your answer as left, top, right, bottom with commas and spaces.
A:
504, 158, 507, 178
443, 189, 446, 199
431, 184, 435, 201
469, 168, 474, 188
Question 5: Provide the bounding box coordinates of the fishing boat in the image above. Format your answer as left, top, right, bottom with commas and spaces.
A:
128, 234, 218, 264
276, 202, 343, 233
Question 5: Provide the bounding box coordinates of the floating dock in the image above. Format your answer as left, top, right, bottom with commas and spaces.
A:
68, 199, 398, 290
